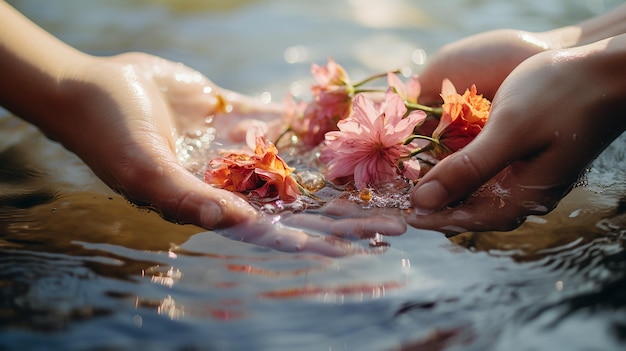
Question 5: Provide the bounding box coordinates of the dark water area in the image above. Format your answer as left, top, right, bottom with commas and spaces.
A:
2, 0, 626, 350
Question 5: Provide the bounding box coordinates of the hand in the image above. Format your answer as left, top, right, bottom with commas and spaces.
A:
408, 36, 626, 234
51, 52, 283, 229
418, 29, 551, 103
49, 52, 408, 256
217, 198, 408, 257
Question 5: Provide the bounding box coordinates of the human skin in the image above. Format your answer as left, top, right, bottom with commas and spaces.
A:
408, 6, 626, 233
0, 1, 261, 229
417, 3, 626, 103
0, 1, 407, 255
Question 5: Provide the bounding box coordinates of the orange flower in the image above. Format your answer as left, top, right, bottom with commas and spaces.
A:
204, 136, 301, 202
431, 79, 491, 158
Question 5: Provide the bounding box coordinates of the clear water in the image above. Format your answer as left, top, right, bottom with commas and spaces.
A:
2, 0, 625, 350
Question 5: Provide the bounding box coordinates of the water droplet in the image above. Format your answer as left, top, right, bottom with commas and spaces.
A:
555, 280, 564, 291
284, 45, 308, 64
295, 171, 326, 192
133, 314, 143, 327
260, 91, 272, 104
568, 209, 581, 218
359, 188, 373, 202
411, 49, 426, 65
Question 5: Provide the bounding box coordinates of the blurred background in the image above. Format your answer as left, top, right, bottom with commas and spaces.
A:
7, 0, 623, 99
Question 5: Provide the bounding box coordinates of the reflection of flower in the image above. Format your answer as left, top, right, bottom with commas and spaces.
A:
431, 79, 491, 158
320, 91, 427, 190
285, 58, 353, 150
204, 136, 301, 202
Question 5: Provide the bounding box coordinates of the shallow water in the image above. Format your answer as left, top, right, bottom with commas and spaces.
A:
2, 0, 626, 350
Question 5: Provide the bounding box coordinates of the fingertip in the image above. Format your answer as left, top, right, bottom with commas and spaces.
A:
199, 191, 259, 229
411, 148, 496, 211
411, 179, 449, 211
147, 165, 259, 229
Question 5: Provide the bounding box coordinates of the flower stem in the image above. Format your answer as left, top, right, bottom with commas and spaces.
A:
405, 102, 443, 116
274, 127, 292, 146
353, 69, 400, 88
353, 88, 386, 94
296, 182, 323, 201
404, 134, 439, 145
406, 144, 434, 158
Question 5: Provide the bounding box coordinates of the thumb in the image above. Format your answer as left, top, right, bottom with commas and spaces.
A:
156, 166, 260, 229
410, 122, 530, 211
115, 159, 259, 230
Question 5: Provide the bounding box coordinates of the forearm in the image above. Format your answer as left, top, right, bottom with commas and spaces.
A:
0, 1, 93, 135
543, 3, 626, 49
583, 33, 626, 134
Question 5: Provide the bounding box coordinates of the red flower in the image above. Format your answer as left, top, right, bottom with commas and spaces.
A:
204, 136, 301, 202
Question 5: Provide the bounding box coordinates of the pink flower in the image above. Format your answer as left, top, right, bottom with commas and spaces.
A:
284, 58, 353, 150
285, 96, 346, 149
320, 91, 427, 190
311, 57, 350, 91
387, 73, 421, 103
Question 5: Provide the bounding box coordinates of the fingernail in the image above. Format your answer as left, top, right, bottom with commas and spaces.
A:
200, 202, 223, 229
412, 180, 448, 210
413, 207, 434, 216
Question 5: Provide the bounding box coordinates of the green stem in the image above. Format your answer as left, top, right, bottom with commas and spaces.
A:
274, 127, 292, 146
353, 69, 400, 88
405, 102, 443, 116
406, 143, 435, 158
353, 88, 386, 94
295, 180, 323, 201
404, 134, 439, 145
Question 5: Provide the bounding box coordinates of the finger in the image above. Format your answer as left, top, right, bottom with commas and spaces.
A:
318, 198, 405, 218
406, 172, 532, 234
217, 219, 356, 257
409, 100, 543, 212
282, 213, 407, 239
409, 143, 508, 212
294, 198, 407, 237
329, 216, 407, 238
406, 203, 524, 235
116, 158, 259, 229
408, 150, 576, 234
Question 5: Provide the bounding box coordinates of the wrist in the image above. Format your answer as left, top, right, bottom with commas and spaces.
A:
28, 52, 98, 143
538, 27, 583, 50
540, 3, 626, 49
556, 36, 626, 135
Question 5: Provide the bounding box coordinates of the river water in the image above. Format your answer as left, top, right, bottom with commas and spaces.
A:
1, 0, 625, 350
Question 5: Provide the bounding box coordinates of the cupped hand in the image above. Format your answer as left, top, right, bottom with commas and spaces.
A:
54, 52, 283, 229
53, 52, 407, 257
418, 29, 552, 103
408, 37, 626, 234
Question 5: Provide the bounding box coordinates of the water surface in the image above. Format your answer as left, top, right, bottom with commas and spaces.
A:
2, 0, 625, 350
